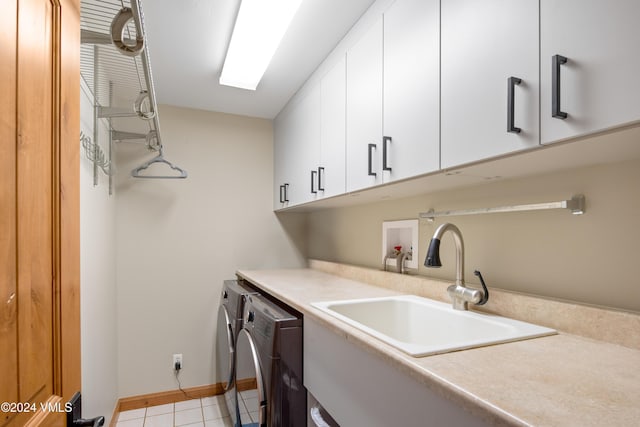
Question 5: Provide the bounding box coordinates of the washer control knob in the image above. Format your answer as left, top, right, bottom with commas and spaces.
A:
247, 311, 255, 323
222, 290, 228, 299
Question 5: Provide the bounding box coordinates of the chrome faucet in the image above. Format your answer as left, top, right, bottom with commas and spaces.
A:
424, 223, 488, 310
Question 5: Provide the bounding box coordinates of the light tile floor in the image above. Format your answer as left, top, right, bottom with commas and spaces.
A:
115, 391, 258, 427
237, 389, 259, 424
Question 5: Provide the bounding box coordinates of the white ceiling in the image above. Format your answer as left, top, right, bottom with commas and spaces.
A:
142, 0, 376, 119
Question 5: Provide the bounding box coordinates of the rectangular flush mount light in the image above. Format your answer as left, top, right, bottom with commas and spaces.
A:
220, 0, 303, 90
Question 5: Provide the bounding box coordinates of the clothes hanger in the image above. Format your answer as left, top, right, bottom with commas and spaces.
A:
130, 146, 188, 179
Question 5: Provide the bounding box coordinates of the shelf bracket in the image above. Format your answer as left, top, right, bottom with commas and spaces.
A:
111, 130, 147, 141
97, 106, 138, 118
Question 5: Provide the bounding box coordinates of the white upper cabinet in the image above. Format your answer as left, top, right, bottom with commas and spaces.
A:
383, 0, 440, 181
347, 0, 440, 192
346, 16, 384, 192
274, 85, 320, 208
289, 85, 321, 206
275, 0, 640, 211
441, 0, 539, 168
540, 0, 640, 144
274, 109, 295, 209
320, 55, 347, 198
275, 61, 345, 208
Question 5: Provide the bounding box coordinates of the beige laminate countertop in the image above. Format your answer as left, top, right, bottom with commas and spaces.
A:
236, 267, 640, 427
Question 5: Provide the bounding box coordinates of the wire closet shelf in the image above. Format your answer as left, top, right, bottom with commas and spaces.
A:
80, 0, 187, 179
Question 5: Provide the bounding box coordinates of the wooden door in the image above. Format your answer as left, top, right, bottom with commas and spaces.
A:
1, 0, 80, 426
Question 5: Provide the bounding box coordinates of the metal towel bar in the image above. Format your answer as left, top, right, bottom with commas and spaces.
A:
419, 195, 585, 221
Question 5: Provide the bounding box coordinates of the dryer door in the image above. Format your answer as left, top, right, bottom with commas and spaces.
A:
216, 304, 235, 390
236, 328, 266, 427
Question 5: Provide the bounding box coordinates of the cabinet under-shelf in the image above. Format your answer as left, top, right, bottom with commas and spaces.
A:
274, 122, 640, 213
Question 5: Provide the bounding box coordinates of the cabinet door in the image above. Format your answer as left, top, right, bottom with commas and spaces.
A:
289, 85, 321, 205
320, 55, 346, 198
304, 317, 489, 426
346, 17, 383, 192
383, 0, 440, 181
274, 86, 320, 208
274, 110, 295, 209
441, 0, 539, 168
541, 0, 640, 144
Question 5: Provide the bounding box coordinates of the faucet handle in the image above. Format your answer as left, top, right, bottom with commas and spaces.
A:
473, 270, 490, 305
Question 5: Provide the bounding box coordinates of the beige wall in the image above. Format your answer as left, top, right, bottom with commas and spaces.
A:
80, 82, 118, 424
96, 101, 639, 399
308, 158, 640, 313
115, 105, 307, 397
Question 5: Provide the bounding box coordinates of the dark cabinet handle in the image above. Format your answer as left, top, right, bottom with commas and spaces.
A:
284, 183, 289, 202
311, 170, 317, 194
382, 136, 392, 171
368, 143, 376, 176
279, 185, 284, 203
507, 77, 522, 133
552, 54, 568, 119
318, 167, 325, 191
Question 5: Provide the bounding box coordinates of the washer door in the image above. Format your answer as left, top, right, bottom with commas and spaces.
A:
216, 305, 234, 391
236, 328, 266, 427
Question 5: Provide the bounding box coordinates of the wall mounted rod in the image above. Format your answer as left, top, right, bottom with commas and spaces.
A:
419, 195, 585, 221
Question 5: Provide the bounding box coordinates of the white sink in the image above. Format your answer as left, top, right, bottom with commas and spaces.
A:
311, 295, 556, 357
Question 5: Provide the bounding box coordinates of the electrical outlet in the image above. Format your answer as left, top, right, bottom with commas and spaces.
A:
173, 353, 183, 371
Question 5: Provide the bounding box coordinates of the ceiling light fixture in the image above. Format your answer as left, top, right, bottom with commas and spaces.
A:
220, 0, 303, 90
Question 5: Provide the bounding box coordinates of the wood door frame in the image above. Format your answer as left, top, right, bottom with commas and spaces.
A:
0, 0, 19, 418
56, 0, 81, 403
